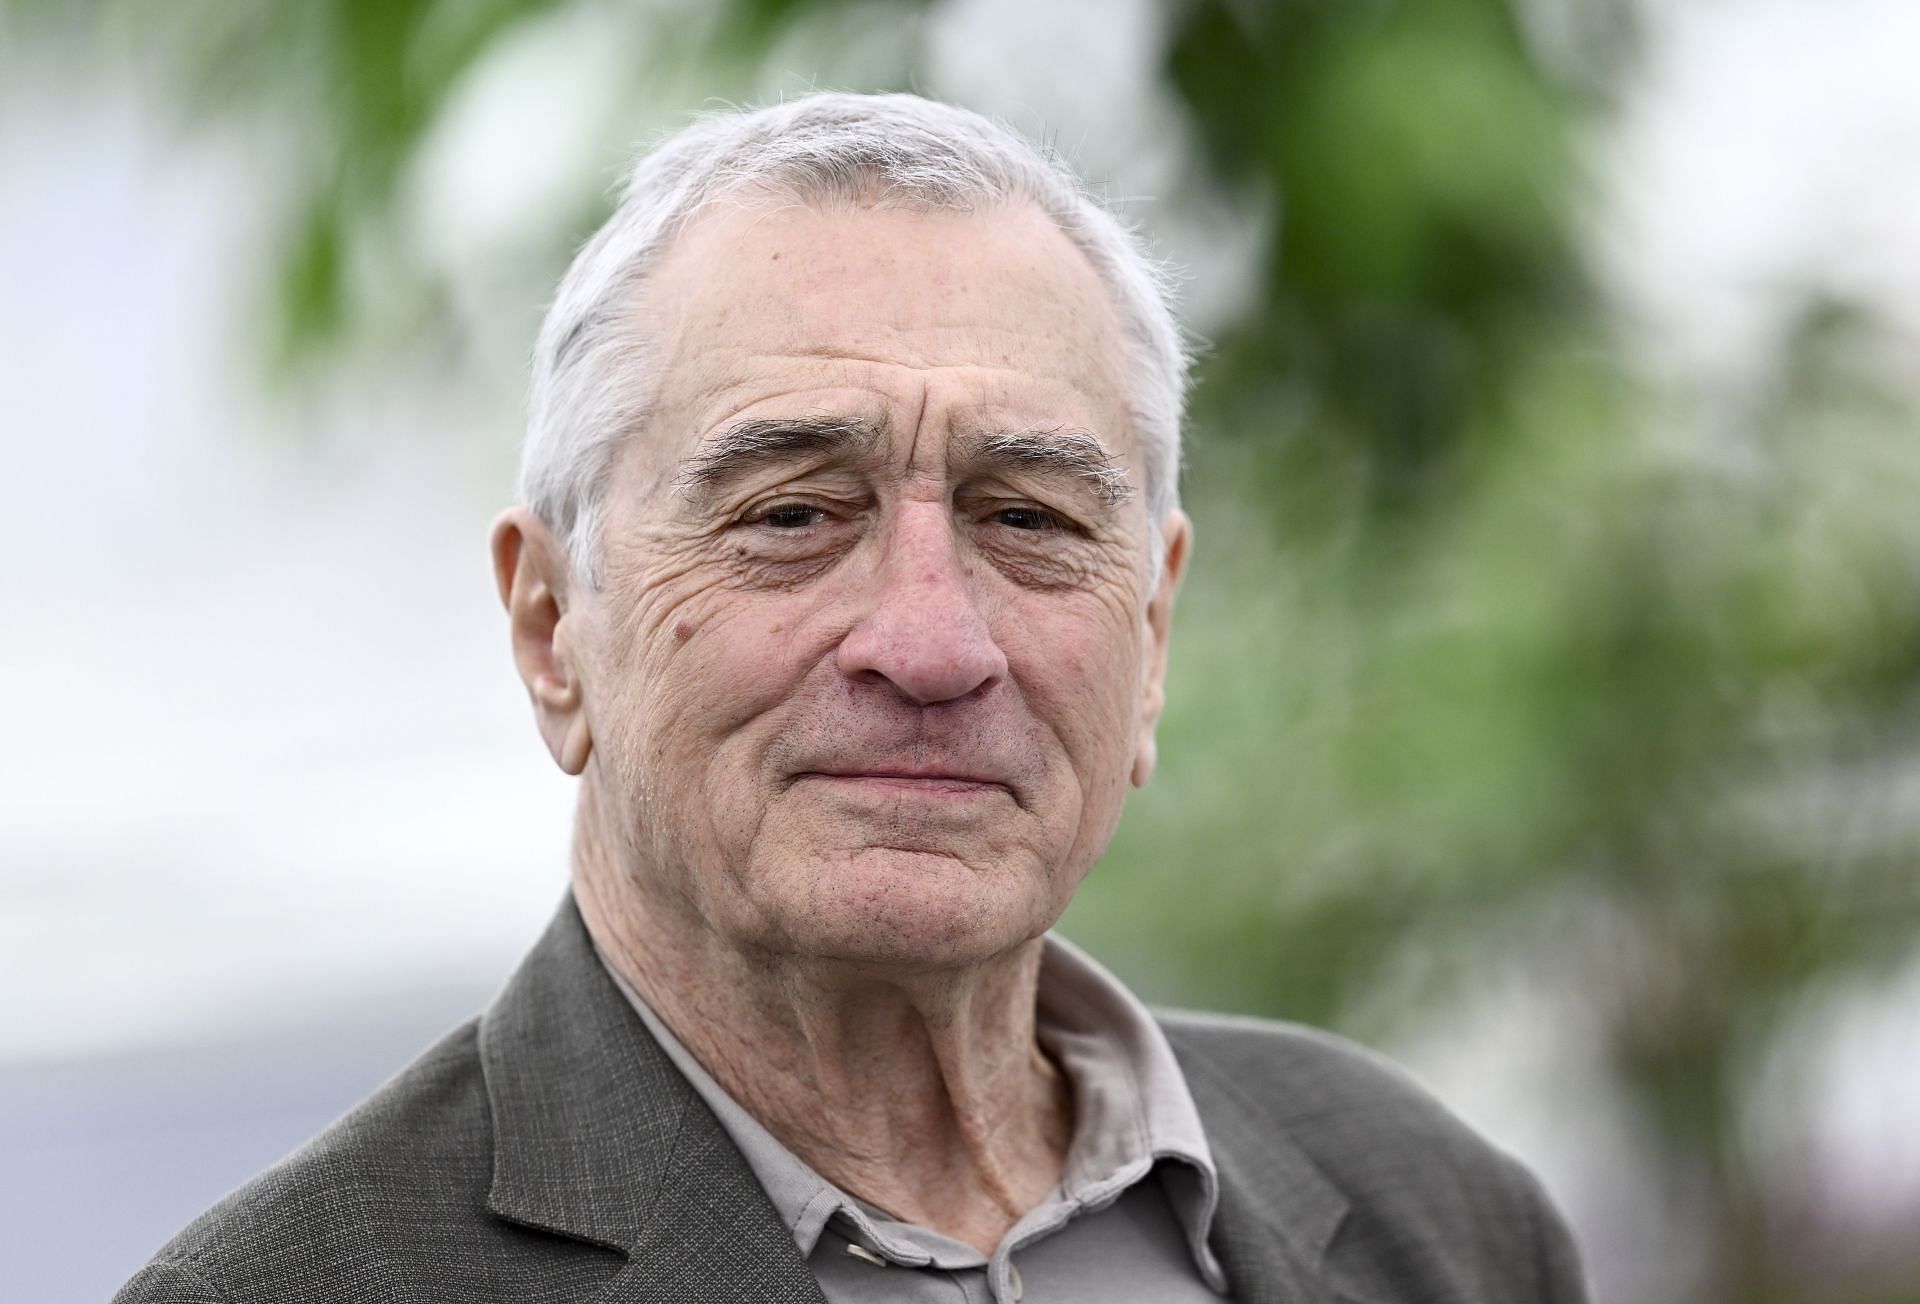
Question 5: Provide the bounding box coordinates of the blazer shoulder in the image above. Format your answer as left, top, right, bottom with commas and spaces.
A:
1158, 1009, 1590, 1304
118, 1019, 521, 1303
115, 1258, 232, 1304
1157, 1007, 1472, 1135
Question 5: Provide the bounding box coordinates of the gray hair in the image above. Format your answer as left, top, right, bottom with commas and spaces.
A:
521, 91, 1189, 587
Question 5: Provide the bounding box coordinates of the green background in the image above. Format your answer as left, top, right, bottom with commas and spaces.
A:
11, 2, 1918, 1300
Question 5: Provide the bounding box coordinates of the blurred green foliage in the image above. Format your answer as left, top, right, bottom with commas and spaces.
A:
12, 0, 1919, 1300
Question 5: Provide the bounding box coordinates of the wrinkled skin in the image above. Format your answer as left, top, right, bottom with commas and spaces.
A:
491, 198, 1189, 1247
507, 199, 1187, 974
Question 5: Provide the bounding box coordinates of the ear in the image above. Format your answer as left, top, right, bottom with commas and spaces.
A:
1131, 510, 1191, 789
490, 507, 593, 776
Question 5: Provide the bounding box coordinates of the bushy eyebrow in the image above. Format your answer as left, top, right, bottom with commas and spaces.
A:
673, 415, 888, 502
671, 414, 1134, 511
954, 427, 1134, 509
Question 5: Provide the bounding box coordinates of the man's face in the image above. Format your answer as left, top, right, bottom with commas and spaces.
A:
570, 199, 1186, 971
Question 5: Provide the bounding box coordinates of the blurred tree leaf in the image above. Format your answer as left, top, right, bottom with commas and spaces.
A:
9, 2, 1918, 1299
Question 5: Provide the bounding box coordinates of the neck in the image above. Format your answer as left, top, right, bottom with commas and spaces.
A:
572, 834, 1073, 1254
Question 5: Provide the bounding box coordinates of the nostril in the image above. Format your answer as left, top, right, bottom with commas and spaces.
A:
835, 603, 1007, 706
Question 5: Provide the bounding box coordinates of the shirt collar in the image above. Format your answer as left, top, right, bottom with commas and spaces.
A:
1035, 932, 1224, 1286
596, 934, 1226, 1290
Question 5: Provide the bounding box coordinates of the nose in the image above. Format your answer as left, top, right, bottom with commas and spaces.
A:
835, 501, 1009, 706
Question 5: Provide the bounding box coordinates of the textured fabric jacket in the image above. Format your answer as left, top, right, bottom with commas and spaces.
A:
116, 900, 1589, 1304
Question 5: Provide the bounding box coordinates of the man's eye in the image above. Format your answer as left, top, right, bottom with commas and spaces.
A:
755, 504, 827, 529
994, 506, 1067, 532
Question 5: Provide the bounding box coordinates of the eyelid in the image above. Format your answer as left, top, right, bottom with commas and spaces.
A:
737, 491, 864, 526
961, 489, 1084, 526
743, 499, 822, 523
992, 508, 1091, 542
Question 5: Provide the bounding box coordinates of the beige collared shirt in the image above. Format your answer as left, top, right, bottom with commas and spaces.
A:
599, 935, 1232, 1303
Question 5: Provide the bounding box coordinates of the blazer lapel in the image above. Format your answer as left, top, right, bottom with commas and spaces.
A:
614, 1119, 829, 1303
480, 901, 1364, 1303
1172, 1031, 1351, 1304
479, 897, 827, 1303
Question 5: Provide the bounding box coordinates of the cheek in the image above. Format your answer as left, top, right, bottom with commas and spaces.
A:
1002, 589, 1146, 768
590, 556, 816, 764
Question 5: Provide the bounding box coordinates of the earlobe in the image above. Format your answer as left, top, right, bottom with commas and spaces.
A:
1131, 510, 1190, 792
1130, 736, 1157, 789
490, 506, 592, 777
1131, 675, 1166, 788
559, 714, 593, 776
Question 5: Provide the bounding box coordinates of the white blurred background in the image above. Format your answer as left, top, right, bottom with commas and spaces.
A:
4, 2, 1919, 1301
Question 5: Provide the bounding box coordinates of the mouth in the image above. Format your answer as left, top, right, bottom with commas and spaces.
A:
794, 770, 1012, 798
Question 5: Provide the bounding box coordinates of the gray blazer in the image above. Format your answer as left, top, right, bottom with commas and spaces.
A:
117, 901, 1588, 1303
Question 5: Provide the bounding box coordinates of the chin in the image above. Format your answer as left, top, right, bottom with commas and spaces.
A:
761, 845, 1058, 973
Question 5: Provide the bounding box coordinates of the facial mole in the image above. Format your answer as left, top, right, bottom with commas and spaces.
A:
674, 619, 696, 642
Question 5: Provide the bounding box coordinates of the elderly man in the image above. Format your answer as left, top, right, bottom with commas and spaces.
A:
119, 93, 1586, 1303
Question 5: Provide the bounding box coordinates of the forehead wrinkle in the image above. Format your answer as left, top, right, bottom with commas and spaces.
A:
948, 426, 1135, 509
672, 413, 891, 504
